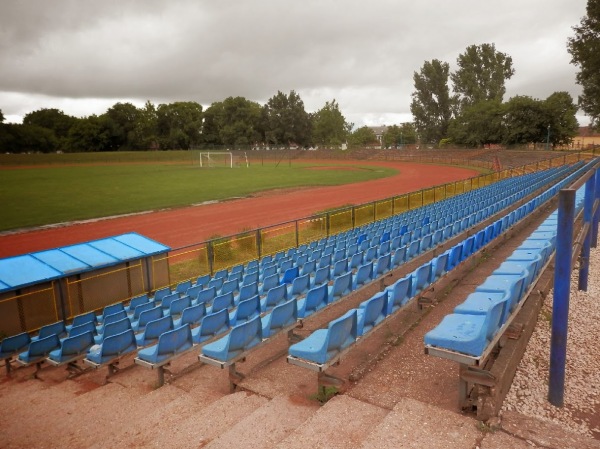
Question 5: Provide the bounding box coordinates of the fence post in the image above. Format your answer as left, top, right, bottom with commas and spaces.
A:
207, 241, 215, 276
578, 176, 595, 291
548, 188, 575, 407
256, 229, 262, 260
593, 168, 600, 248
295, 220, 299, 248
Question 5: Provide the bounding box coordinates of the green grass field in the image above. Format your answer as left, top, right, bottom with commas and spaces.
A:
0, 159, 396, 231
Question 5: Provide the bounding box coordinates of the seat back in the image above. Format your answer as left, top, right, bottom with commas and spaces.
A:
266, 298, 298, 334
392, 246, 407, 268
461, 236, 476, 261
238, 282, 258, 303
142, 316, 173, 342
21, 334, 60, 363
153, 287, 171, 303
289, 274, 310, 297
411, 262, 432, 297
221, 279, 239, 296
407, 240, 420, 259
101, 318, 132, 341
330, 272, 352, 301
70, 311, 97, 328
263, 284, 287, 309
212, 292, 234, 313
304, 284, 328, 313
349, 252, 363, 270
175, 280, 192, 295
243, 271, 259, 286
359, 291, 388, 335
374, 253, 391, 276
169, 296, 191, 317
0, 332, 31, 357
178, 303, 206, 327
137, 306, 163, 328
196, 287, 217, 305
301, 259, 316, 276
214, 269, 228, 280
331, 259, 348, 277
185, 285, 203, 301
325, 309, 358, 355
261, 273, 280, 293
102, 310, 128, 328
431, 253, 449, 282
446, 244, 462, 271
262, 264, 277, 280
386, 275, 412, 313
227, 316, 263, 354
101, 329, 137, 357
208, 277, 224, 291
37, 321, 66, 340
160, 292, 180, 310
196, 274, 210, 288
419, 234, 432, 253
61, 331, 95, 356
364, 246, 377, 263
69, 320, 97, 338
158, 324, 193, 356
198, 309, 230, 339
234, 295, 261, 323
354, 262, 373, 288
281, 266, 300, 285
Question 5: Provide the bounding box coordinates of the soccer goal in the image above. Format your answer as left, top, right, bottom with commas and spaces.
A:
199, 152, 235, 168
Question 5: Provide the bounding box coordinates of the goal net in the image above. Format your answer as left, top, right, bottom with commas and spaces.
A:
199, 152, 235, 168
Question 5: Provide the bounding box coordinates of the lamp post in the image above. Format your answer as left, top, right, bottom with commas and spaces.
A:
546, 125, 551, 151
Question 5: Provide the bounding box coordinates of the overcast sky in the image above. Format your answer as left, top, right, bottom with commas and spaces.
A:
0, 0, 590, 128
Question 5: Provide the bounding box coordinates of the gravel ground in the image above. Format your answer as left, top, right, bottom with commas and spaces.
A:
502, 244, 600, 438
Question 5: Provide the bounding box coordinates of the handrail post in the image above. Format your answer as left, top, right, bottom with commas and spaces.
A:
578, 176, 595, 291
593, 168, 600, 248
548, 188, 575, 407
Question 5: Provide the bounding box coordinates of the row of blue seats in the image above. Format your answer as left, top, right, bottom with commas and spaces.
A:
284, 163, 587, 369
424, 179, 589, 359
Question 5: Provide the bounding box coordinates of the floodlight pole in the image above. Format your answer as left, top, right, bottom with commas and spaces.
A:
546, 125, 551, 151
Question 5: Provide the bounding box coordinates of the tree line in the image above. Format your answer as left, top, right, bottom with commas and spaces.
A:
409, 43, 580, 147
0, 94, 354, 153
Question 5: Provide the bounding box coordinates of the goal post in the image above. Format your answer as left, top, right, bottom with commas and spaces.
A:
199, 152, 234, 168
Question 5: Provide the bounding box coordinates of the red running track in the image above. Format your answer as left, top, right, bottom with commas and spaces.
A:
0, 161, 478, 258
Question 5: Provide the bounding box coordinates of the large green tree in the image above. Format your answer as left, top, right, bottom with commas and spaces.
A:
448, 100, 504, 147
568, 0, 600, 128
543, 91, 579, 145
502, 96, 548, 145
156, 101, 203, 149
66, 116, 110, 152
311, 99, 352, 146
131, 101, 159, 149
102, 102, 140, 150
410, 59, 454, 144
201, 97, 262, 146
383, 123, 417, 147
22, 108, 76, 140
451, 43, 515, 112
263, 90, 311, 146
348, 126, 377, 147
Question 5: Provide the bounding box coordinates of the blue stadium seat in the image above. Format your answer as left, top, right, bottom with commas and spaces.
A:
311, 266, 331, 288
328, 272, 353, 303
31, 320, 66, 342
260, 284, 288, 312
85, 329, 137, 366
173, 302, 206, 328
124, 295, 150, 315
136, 324, 194, 365
135, 316, 173, 347
297, 284, 328, 319
288, 274, 311, 298
66, 311, 97, 332
202, 316, 263, 362
411, 262, 432, 297
288, 309, 358, 365
94, 317, 132, 345
356, 291, 388, 336
229, 295, 261, 326
353, 262, 373, 290
131, 306, 162, 332
191, 309, 230, 345
209, 292, 235, 314
385, 275, 412, 315
235, 282, 258, 305
195, 287, 217, 305
261, 298, 298, 338
48, 331, 95, 365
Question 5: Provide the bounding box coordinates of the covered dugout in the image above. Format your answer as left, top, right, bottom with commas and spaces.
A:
0, 233, 170, 338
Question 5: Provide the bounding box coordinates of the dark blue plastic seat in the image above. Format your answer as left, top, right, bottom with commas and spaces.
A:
280, 266, 300, 285
288, 309, 358, 365
175, 280, 192, 295
0, 332, 31, 369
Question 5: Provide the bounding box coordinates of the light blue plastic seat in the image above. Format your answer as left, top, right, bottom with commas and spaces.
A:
328, 272, 353, 303
261, 265, 277, 281
202, 316, 263, 362
65, 322, 97, 344
424, 297, 508, 357
135, 316, 173, 347
243, 271, 259, 286
349, 252, 364, 271
235, 282, 258, 305
94, 317, 131, 344
353, 262, 373, 290
166, 296, 191, 318
411, 262, 432, 297
311, 266, 331, 288
260, 273, 279, 296
288, 274, 311, 298
159, 292, 180, 313
419, 234, 433, 253
132, 306, 163, 332
220, 279, 239, 297
191, 309, 230, 344
260, 284, 288, 312
96, 310, 128, 334
278, 259, 293, 274
432, 229, 443, 246
174, 302, 206, 328
493, 261, 536, 296
0, 332, 31, 364
392, 246, 407, 268
196, 274, 210, 288
125, 295, 150, 315
331, 259, 348, 278
300, 259, 316, 277
356, 291, 388, 337
407, 240, 420, 260
18, 334, 61, 365
261, 298, 298, 339
374, 253, 391, 276
318, 254, 333, 269
288, 309, 358, 365
185, 285, 203, 302
208, 277, 224, 291
195, 287, 217, 306
430, 252, 449, 283
229, 295, 261, 326
228, 271, 243, 283
461, 236, 476, 261
446, 244, 462, 271
137, 324, 193, 365
86, 329, 137, 365
214, 269, 228, 280
48, 331, 95, 365
66, 311, 97, 332
210, 292, 235, 314
297, 284, 329, 319
454, 290, 513, 327
31, 321, 66, 342
363, 246, 378, 264
175, 280, 192, 295
152, 287, 171, 304
385, 275, 412, 315
475, 273, 527, 315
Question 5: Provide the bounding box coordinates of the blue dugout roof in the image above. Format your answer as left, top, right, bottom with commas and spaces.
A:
0, 233, 170, 293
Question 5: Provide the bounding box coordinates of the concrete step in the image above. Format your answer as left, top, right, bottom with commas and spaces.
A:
275, 395, 389, 449
359, 397, 481, 448
205, 394, 319, 449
